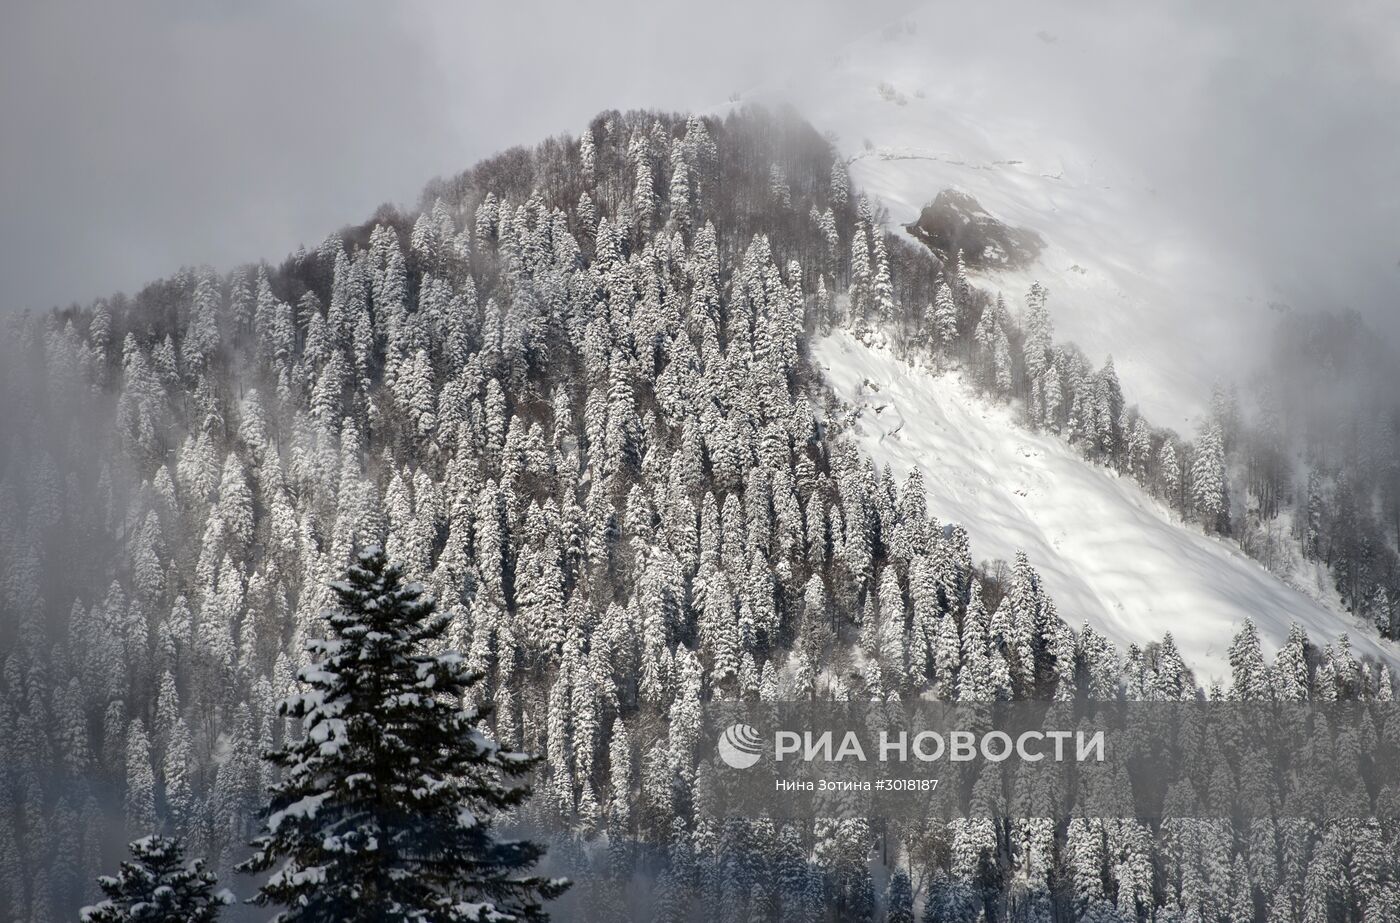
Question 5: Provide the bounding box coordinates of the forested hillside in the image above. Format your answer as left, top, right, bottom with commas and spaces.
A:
789, 13, 1400, 635
1, 107, 1397, 922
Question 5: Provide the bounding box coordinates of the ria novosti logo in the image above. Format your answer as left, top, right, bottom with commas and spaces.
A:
715, 723, 1107, 769
717, 723, 764, 769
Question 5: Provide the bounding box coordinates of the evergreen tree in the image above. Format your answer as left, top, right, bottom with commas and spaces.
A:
830, 158, 849, 208
1192, 421, 1229, 531
1023, 283, 1051, 367
932, 281, 959, 348
80, 836, 229, 923
886, 868, 914, 923
1227, 618, 1270, 701
239, 546, 567, 922
124, 721, 156, 836
1159, 440, 1182, 511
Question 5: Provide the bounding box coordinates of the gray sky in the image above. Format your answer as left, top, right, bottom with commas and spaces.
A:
0, 0, 906, 313
3, 0, 1398, 343
1067, 0, 1400, 334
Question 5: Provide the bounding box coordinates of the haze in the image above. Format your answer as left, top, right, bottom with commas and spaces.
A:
3, 0, 1397, 350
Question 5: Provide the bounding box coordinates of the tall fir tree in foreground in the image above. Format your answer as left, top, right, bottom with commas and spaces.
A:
80, 835, 229, 923
239, 546, 567, 922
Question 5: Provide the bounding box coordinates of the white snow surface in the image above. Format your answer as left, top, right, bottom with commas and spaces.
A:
769, 7, 1291, 426
722, 7, 1400, 680
814, 331, 1398, 680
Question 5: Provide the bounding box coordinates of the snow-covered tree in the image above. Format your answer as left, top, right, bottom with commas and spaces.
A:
239, 546, 567, 922
1022, 282, 1052, 382
932, 280, 959, 347
124, 721, 157, 836
830, 159, 849, 207
1192, 421, 1229, 531
81, 836, 229, 923
886, 868, 914, 923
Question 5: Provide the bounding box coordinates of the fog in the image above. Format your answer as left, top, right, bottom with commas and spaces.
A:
3, 0, 1398, 349
0, 0, 906, 314
986, 0, 1400, 341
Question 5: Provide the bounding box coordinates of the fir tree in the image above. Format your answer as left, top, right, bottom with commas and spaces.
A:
830, 158, 849, 207
80, 835, 230, 923
886, 868, 914, 923
1023, 283, 1051, 382
932, 280, 959, 348
1192, 421, 1229, 531
124, 721, 156, 836
239, 546, 568, 922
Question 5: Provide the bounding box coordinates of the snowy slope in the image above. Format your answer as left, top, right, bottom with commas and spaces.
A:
814, 331, 1398, 680
772, 7, 1283, 427
753, 7, 1399, 679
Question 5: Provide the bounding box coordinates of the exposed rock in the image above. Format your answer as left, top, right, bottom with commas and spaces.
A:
906, 188, 1044, 270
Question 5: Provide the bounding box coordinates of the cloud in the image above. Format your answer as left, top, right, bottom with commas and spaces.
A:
905, 0, 1400, 339
1112, 0, 1400, 336
0, 0, 907, 314
3, 0, 1396, 348
0, 1, 458, 312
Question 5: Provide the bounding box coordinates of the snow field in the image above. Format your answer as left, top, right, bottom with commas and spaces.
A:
814, 330, 1398, 679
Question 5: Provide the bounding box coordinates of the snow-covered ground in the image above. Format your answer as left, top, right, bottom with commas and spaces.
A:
770, 7, 1287, 427
814, 331, 1397, 680
745, 7, 1399, 678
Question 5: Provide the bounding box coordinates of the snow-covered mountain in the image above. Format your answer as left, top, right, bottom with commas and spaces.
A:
5, 95, 1397, 922
816, 330, 1397, 679
772, 8, 1279, 428
740, 8, 1400, 674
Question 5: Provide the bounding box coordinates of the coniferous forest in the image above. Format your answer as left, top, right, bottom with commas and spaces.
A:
2, 107, 1400, 922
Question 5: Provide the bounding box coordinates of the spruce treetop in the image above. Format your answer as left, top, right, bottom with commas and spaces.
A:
240, 545, 567, 922
81, 835, 230, 923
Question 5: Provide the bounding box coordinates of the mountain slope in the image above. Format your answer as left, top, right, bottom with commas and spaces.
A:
816, 330, 1398, 679
4, 103, 1398, 923
754, 10, 1400, 672
776, 9, 1278, 427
